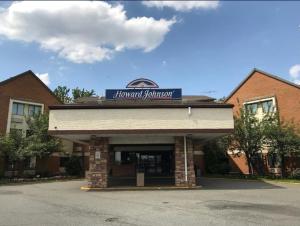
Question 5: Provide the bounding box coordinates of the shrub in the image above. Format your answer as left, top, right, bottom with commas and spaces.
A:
290, 169, 300, 179
65, 156, 83, 176
203, 139, 231, 175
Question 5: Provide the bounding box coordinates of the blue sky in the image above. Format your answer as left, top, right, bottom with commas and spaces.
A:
0, 1, 300, 98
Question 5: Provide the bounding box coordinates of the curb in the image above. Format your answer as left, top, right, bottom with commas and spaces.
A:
80, 186, 202, 191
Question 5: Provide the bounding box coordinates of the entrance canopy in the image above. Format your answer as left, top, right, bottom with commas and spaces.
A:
48, 101, 234, 143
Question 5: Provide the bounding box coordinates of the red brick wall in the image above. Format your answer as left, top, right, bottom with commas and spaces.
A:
0, 71, 60, 135
227, 71, 300, 125
226, 71, 300, 175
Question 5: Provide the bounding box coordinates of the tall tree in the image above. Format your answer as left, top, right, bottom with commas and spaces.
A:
227, 108, 265, 175
53, 86, 96, 103
72, 87, 96, 100
263, 113, 300, 177
23, 114, 61, 158
53, 86, 72, 103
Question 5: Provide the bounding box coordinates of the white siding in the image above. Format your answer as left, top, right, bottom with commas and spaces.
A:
49, 108, 233, 131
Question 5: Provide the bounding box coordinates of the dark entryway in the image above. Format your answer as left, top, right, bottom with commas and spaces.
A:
108, 144, 175, 187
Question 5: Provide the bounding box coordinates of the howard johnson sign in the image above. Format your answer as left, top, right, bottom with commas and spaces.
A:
106, 78, 182, 100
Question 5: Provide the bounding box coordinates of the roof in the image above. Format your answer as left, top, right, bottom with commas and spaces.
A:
225, 68, 300, 102
0, 70, 62, 104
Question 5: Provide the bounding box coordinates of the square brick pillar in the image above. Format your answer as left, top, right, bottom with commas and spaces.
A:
175, 137, 196, 187
87, 136, 109, 188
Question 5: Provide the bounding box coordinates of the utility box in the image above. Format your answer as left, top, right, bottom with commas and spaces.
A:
136, 172, 144, 187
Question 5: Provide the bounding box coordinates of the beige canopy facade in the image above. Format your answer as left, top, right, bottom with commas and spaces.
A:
48, 97, 234, 188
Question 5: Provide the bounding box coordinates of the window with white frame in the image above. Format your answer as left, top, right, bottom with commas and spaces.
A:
12, 102, 25, 115
244, 97, 276, 117
12, 101, 42, 117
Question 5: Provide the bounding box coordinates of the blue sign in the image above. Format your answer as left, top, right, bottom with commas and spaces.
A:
106, 89, 182, 100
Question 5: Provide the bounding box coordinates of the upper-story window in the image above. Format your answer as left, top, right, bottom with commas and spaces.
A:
12, 103, 25, 115
12, 102, 42, 116
244, 98, 276, 117
28, 105, 42, 116
245, 103, 258, 114
261, 100, 273, 113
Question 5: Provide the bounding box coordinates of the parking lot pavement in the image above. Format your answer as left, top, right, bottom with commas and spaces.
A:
0, 178, 300, 226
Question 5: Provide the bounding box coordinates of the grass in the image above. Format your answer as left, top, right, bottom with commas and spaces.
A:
205, 174, 300, 184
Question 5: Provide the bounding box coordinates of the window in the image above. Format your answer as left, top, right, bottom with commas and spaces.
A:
244, 98, 275, 116
12, 103, 25, 115
262, 100, 274, 113
114, 152, 136, 165
245, 103, 258, 114
28, 105, 42, 116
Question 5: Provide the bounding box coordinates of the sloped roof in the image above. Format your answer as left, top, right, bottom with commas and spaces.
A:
0, 70, 62, 103
225, 68, 300, 102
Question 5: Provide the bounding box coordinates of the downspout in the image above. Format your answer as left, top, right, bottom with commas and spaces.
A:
184, 135, 188, 183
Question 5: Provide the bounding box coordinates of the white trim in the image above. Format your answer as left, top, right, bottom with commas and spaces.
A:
243, 96, 276, 110
6, 98, 44, 134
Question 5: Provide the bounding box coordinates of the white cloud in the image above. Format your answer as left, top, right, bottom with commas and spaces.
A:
0, 1, 176, 63
289, 64, 300, 84
36, 73, 50, 86
142, 1, 219, 12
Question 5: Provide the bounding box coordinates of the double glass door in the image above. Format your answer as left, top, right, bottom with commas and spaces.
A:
137, 152, 172, 176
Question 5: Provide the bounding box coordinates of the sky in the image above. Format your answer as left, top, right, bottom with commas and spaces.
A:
0, 1, 300, 99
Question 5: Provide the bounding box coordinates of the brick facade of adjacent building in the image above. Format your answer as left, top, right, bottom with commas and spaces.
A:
226, 69, 300, 174
0, 70, 62, 176
0, 70, 61, 135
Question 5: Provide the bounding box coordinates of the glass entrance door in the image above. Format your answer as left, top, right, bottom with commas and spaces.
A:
138, 152, 171, 176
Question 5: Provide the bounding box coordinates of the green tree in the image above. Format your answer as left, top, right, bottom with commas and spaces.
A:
263, 113, 300, 177
227, 108, 265, 175
0, 130, 24, 161
53, 86, 72, 103
24, 114, 61, 158
72, 87, 95, 101
53, 86, 95, 103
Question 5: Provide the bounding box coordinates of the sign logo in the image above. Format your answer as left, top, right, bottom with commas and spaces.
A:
126, 78, 159, 88
106, 78, 182, 100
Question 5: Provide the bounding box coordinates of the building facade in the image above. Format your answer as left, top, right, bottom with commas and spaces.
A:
48, 79, 234, 188
225, 69, 300, 175
0, 70, 86, 177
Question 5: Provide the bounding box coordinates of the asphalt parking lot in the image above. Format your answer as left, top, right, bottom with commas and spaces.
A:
0, 178, 300, 226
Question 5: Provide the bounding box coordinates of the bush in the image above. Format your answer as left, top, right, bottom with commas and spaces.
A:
204, 139, 231, 175
65, 156, 83, 176
290, 169, 300, 179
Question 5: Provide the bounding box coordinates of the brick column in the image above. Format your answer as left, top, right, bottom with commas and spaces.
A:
175, 137, 196, 187
87, 136, 109, 188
